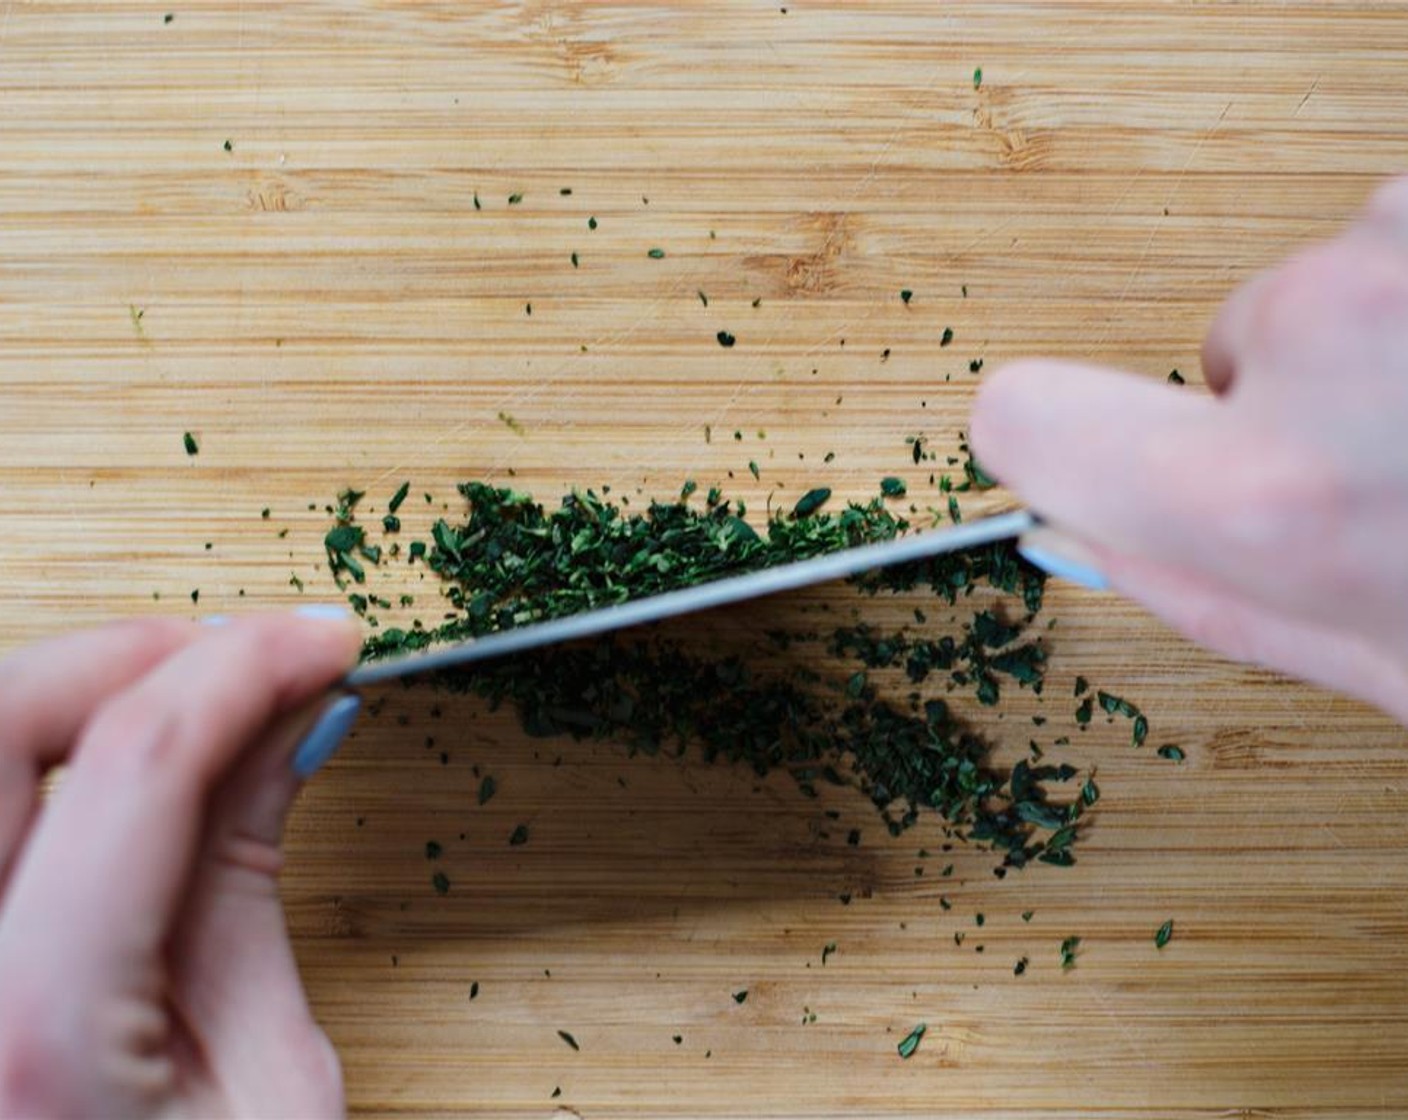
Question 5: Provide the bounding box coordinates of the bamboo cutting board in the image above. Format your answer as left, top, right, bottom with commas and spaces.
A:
3, 2, 1408, 1116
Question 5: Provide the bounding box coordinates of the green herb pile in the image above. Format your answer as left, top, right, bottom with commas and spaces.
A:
323, 473, 1106, 868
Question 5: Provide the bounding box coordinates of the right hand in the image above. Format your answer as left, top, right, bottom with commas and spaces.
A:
971, 175, 1408, 725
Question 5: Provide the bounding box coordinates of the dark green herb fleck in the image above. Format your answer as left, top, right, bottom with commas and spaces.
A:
425, 840, 442, 860
900, 289, 913, 305
647, 248, 666, 259
1155, 919, 1174, 949
557, 1029, 579, 1051
183, 432, 199, 456
897, 1022, 926, 1059
509, 823, 529, 846
1168, 369, 1185, 385
793, 488, 832, 518
1157, 744, 1186, 763
432, 870, 450, 895
732, 990, 748, 1005
478, 775, 497, 805
717, 330, 736, 348
1059, 935, 1081, 969
879, 476, 907, 498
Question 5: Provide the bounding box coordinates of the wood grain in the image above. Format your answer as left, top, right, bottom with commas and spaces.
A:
3, 2, 1408, 1116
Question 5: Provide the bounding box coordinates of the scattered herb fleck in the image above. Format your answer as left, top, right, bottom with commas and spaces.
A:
1157, 744, 1186, 763
647, 248, 665, 259
1155, 919, 1174, 949
432, 870, 450, 895
732, 990, 748, 1005
897, 1022, 926, 1059
557, 1029, 579, 1051
509, 823, 529, 846
717, 330, 736, 348
1059, 935, 1081, 969
183, 431, 199, 456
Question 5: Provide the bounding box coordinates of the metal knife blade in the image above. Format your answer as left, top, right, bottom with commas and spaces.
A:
345, 508, 1036, 688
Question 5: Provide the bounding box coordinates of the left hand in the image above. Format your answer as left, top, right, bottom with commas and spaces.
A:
0, 610, 361, 1118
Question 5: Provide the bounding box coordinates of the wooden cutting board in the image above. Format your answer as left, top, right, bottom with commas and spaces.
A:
4, 3, 1408, 1116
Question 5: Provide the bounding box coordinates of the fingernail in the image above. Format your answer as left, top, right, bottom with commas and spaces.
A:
295, 604, 353, 622
201, 615, 231, 627
1018, 544, 1109, 591
292, 694, 362, 778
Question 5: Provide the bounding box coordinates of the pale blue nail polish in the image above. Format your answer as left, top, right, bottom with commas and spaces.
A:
201, 615, 231, 626
1018, 545, 1109, 591
295, 604, 353, 622
292, 694, 361, 778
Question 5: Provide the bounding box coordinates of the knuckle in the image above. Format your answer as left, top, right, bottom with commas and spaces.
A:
78, 695, 193, 786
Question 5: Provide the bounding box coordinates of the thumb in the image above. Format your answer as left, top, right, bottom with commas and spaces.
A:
970, 359, 1316, 611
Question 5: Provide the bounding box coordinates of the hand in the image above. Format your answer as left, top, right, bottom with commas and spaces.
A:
0, 610, 363, 1117
972, 175, 1408, 725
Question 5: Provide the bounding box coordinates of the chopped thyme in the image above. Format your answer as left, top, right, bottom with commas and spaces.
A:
717, 330, 736, 348
1155, 919, 1174, 949
896, 1022, 926, 1059
732, 990, 748, 1004
183, 431, 199, 456
1059, 935, 1080, 969
647, 248, 665, 259
1157, 744, 1186, 763
900, 289, 913, 305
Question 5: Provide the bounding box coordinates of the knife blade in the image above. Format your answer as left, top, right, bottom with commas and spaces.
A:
345, 508, 1037, 687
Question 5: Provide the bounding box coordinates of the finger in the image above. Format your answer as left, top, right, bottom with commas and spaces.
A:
0, 618, 198, 886
0, 610, 361, 1012
973, 359, 1355, 619
1100, 548, 1408, 727
169, 698, 352, 1115
971, 358, 1245, 565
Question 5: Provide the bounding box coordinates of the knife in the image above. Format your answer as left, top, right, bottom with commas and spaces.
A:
345, 508, 1037, 687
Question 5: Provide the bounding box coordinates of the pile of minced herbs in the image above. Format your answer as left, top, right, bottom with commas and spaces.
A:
317, 443, 1164, 872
